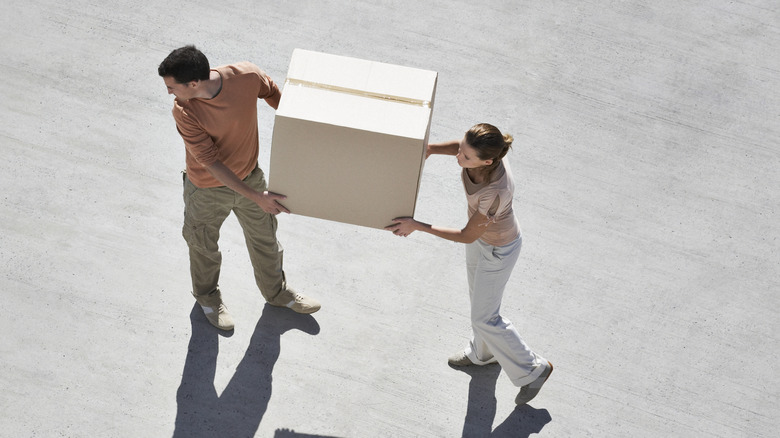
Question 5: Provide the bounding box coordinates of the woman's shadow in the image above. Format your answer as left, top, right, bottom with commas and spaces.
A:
456, 364, 552, 437
173, 303, 321, 438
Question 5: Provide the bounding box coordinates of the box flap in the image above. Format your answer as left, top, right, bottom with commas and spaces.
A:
277, 85, 431, 140
287, 49, 437, 104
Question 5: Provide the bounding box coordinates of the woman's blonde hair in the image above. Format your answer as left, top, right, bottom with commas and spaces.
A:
464, 123, 514, 182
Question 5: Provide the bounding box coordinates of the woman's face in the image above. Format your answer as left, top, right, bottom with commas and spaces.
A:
456, 138, 493, 169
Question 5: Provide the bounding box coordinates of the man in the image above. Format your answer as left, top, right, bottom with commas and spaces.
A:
158, 45, 320, 331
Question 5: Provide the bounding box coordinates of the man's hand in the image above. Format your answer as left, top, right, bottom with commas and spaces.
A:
204, 161, 291, 215
254, 191, 290, 215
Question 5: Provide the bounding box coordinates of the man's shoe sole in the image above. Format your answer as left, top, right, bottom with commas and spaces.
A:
269, 301, 321, 314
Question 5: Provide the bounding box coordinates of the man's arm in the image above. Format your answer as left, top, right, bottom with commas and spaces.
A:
264, 89, 281, 110
255, 67, 281, 109
205, 160, 289, 214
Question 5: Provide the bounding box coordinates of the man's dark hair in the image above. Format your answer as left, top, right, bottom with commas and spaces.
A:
158, 45, 210, 83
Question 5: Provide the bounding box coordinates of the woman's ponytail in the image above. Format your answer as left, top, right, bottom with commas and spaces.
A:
465, 124, 514, 182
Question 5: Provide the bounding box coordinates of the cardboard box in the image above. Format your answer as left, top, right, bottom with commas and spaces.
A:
268, 49, 437, 229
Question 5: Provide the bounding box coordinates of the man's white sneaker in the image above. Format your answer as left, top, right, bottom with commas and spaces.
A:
271, 289, 321, 314
201, 303, 235, 331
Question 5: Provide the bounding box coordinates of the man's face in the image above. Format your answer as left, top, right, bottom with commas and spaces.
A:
163, 76, 198, 101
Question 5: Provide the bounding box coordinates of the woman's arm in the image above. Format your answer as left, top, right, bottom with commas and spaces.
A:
385, 211, 490, 244
426, 140, 459, 158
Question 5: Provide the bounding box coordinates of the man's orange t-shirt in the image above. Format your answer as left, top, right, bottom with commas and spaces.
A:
172, 62, 280, 188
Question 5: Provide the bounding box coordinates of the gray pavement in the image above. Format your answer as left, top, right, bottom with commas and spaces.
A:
1, 1, 778, 437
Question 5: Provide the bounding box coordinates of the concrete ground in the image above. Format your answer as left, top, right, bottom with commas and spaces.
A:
2, 1, 778, 437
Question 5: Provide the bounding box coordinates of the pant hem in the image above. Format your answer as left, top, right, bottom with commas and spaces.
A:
510, 357, 547, 387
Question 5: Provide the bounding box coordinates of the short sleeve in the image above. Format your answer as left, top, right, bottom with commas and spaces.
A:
477, 192, 500, 217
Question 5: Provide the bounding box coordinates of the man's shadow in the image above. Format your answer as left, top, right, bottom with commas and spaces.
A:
457, 364, 552, 438
173, 303, 320, 438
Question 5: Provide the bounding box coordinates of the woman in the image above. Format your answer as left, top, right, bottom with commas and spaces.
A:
386, 123, 552, 405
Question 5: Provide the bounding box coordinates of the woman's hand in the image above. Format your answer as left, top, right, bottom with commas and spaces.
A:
385, 217, 419, 237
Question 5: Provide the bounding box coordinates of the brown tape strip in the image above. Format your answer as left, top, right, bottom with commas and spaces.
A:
285, 78, 432, 108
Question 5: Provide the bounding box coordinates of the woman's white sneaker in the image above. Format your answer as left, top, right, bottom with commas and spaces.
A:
515, 360, 553, 405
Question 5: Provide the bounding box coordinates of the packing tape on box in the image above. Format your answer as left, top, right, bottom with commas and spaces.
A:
285, 78, 432, 108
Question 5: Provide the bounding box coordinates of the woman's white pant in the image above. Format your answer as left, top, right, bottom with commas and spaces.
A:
464, 237, 546, 387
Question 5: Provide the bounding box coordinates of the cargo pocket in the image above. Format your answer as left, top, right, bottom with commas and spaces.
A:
182, 177, 215, 251
182, 220, 209, 252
